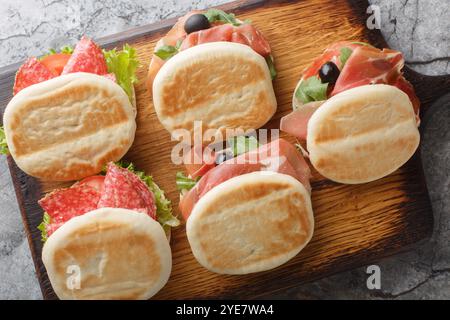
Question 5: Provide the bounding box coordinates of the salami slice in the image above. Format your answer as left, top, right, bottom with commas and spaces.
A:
61, 36, 108, 75
97, 163, 157, 219
13, 57, 56, 95
38, 183, 102, 234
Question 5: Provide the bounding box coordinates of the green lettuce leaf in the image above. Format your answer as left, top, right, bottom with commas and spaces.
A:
265, 55, 277, 80
154, 45, 178, 61
116, 161, 180, 230
42, 45, 74, 58
37, 212, 51, 243
0, 126, 9, 155
103, 44, 139, 102
340, 47, 353, 68
204, 9, 243, 26
230, 136, 260, 157
176, 172, 199, 193
295, 76, 328, 104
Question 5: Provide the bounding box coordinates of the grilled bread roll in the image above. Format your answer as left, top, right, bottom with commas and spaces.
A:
186, 171, 314, 274
152, 42, 277, 140
307, 84, 420, 184
3, 72, 136, 181
42, 208, 172, 300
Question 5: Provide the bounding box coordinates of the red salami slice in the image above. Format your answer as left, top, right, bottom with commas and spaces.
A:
38, 183, 102, 235
13, 57, 56, 95
61, 36, 108, 75
97, 163, 156, 219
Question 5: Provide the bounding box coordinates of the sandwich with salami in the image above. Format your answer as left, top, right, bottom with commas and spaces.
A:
148, 9, 277, 139
176, 137, 314, 274
280, 41, 421, 184
1, 36, 139, 181
38, 162, 179, 300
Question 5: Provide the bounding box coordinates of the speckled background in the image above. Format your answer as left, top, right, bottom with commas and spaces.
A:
0, 0, 449, 299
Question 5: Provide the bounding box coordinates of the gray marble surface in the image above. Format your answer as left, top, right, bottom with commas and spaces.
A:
0, 0, 449, 299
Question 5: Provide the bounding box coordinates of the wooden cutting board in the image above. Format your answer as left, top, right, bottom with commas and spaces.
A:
0, 0, 448, 299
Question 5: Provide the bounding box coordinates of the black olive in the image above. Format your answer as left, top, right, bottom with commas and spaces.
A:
184, 14, 211, 34
215, 149, 234, 164
319, 61, 340, 85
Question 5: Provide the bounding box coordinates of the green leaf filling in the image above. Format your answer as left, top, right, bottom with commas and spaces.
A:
0, 126, 9, 155
37, 212, 51, 243
230, 136, 260, 157
176, 172, 199, 193
204, 9, 243, 26
295, 76, 328, 104
103, 44, 140, 103
265, 55, 277, 80
339, 47, 353, 68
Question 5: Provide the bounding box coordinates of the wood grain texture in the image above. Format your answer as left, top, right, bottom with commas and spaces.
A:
0, 0, 448, 300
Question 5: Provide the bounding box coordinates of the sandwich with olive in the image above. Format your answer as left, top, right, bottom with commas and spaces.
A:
148, 9, 277, 139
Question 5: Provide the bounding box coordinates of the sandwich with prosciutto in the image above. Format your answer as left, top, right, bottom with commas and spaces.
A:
176, 137, 314, 274
148, 9, 277, 139
1, 36, 139, 181
280, 41, 420, 184
38, 162, 179, 300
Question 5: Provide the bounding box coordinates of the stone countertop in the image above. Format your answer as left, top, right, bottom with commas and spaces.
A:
0, 0, 448, 299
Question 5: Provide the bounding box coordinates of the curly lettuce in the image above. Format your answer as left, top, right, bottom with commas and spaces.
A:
0, 126, 8, 155
103, 44, 140, 103
176, 172, 199, 193
37, 212, 51, 243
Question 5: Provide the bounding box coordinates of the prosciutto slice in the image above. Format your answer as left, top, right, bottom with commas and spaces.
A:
282, 42, 420, 140
179, 139, 311, 220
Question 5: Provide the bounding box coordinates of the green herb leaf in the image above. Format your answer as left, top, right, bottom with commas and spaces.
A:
42, 45, 74, 59
0, 126, 9, 155
230, 136, 260, 157
295, 76, 328, 104
204, 9, 242, 26
154, 45, 179, 61
103, 44, 140, 103
176, 172, 199, 193
265, 55, 277, 80
37, 212, 51, 243
340, 47, 353, 68
115, 161, 180, 229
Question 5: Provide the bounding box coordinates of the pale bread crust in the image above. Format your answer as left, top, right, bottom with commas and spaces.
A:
307, 84, 420, 184
42, 208, 172, 300
186, 172, 314, 274
152, 42, 277, 140
3, 72, 136, 181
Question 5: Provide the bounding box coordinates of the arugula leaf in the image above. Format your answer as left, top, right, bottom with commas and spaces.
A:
295, 76, 328, 104
176, 172, 199, 192
115, 161, 180, 229
230, 136, 260, 157
104, 44, 139, 103
154, 45, 179, 61
265, 55, 277, 80
340, 47, 353, 68
37, 212, 51, 243
204, 9, 242, 26
0, 126, 9, 155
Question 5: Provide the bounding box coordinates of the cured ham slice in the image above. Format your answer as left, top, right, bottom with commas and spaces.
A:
179, 139, 311, 220
280, 101, 324, 141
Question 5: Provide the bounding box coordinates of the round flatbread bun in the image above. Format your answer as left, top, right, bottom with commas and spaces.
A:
186, 171, 314, 274
42, 208, 172, 300
3, 72, 136, 181
152, 42, 277, 140
306, 84, 420, 184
